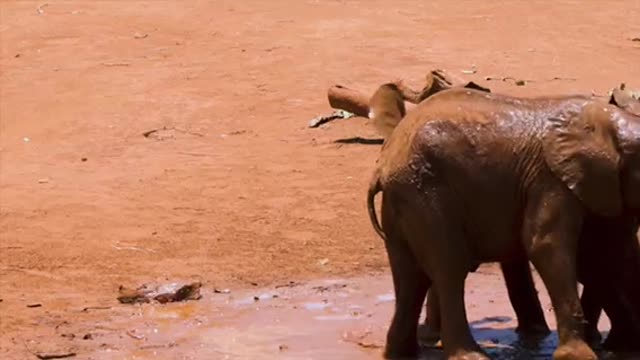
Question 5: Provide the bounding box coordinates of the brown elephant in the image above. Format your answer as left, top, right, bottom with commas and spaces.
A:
369, 82, 640, 353
365, 84, 640, 359
368, 81, 640, 350
369, 82, 552, 345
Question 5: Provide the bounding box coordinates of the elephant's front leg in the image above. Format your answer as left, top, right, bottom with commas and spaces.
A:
524, 191, 596, 360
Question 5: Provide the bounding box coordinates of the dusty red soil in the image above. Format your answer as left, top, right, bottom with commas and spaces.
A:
1, 1, 639, 359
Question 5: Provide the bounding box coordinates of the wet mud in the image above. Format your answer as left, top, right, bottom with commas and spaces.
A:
11, 265, 621, 360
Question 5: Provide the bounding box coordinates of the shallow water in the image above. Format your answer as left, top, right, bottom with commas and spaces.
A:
77, 266, 621, 359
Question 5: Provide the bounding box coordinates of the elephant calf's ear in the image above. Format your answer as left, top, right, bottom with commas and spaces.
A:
368, 83, 407, 139
543, 104, 622, 216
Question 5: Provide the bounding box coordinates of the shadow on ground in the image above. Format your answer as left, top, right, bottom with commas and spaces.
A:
334, 137, 384, 145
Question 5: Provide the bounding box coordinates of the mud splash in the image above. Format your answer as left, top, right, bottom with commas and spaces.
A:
59, 265, 618, 359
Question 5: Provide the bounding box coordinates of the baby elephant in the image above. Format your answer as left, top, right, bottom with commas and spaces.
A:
366, 84, 640, 360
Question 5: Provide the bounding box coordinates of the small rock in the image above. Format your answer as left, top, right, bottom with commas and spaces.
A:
318, 258, 329, 266
23, 137, 30, 143
461, 65, 477, 74
27, 303, 42, 308
83, 333, 93, 340
279, 344, 289, 351
228, 130, 247, 136
133, 32, 148, 39
38, 178, 49, 184
213, 288, 230, 294
15, 54, 21, 58
36, 4, 48, 14
253, 296, 260, 301
515, 79, 526, 86
81, 157, 87, 162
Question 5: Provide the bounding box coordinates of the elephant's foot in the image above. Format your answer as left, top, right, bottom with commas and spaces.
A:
447, 349, 490, 360
383, 342, 419, 359
417, 322, 441, 346
384, 333, 420, 360
553, 339, 597, 360
584, 325, 602, 349
602, 329, 639, 352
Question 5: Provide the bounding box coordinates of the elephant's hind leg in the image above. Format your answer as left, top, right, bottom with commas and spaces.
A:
403, 202, 489, 360
381, 201, 431, 359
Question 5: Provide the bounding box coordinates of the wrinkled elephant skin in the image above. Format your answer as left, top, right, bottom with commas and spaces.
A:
366, 86, 640, 360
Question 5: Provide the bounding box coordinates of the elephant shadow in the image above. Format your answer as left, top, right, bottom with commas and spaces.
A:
419, 316, 623, 359
333, 137, 384, 145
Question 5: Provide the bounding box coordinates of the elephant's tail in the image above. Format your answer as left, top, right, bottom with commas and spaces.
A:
367, 169, 386, 241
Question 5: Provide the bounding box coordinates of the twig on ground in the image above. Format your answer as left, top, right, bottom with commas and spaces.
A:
111, 243, 156, 253
101, 62, 131, 67
126, 330, 145, 340
81, 306, 111, 312
23, 341, 77, 359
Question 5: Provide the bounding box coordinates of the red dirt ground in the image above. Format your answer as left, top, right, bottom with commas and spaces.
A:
1, 1, 639, 359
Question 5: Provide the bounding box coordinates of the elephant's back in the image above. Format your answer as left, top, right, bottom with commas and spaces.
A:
377, 88, 589, 186
388, 88, 592, 153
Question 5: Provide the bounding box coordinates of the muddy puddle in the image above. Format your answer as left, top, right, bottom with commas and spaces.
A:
18, 266, 621, 359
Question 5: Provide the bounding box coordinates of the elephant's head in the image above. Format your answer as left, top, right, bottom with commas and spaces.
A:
546, 100, 640, 350
543, 101, 640, 217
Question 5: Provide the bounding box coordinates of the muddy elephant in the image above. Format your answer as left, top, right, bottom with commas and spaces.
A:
365, 84, 640, 359
369, 81, 640, 353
